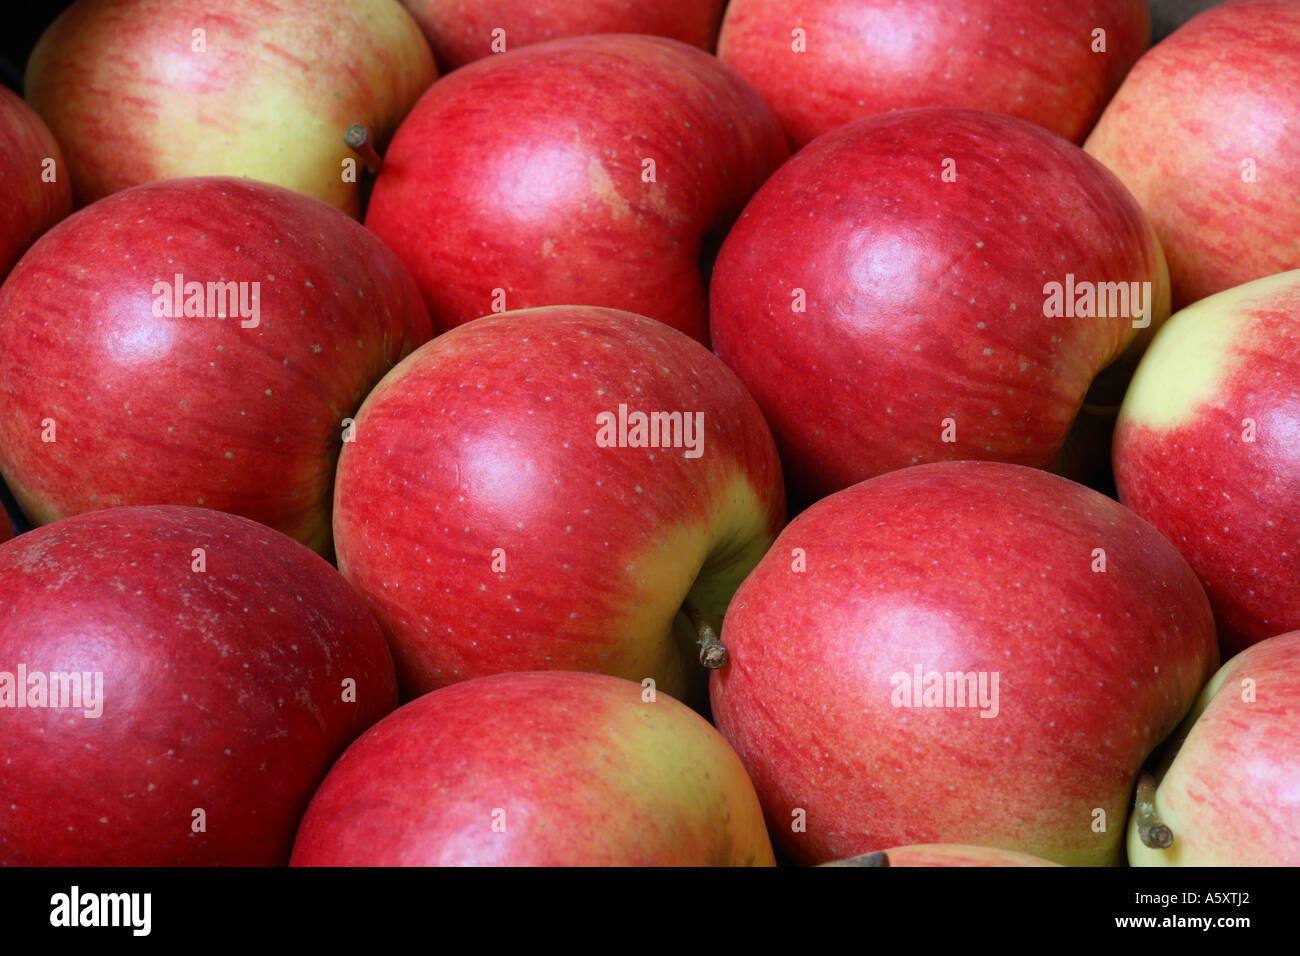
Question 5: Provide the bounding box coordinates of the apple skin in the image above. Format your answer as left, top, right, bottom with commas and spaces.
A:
709, 461, 1218, 867
1085, 0, 1300, 308
1128, 630, 1300, 866
401, 0, 727, 70
1113, 270, 1300, 656
717, 0, 1149, 149
290, 671, 775, 866
0, 86, 71, 280
364, 34, 789, 343
710, 107, 1170, 502
25, 0, 436, 215
332, 306, 785, 703
0, 176, 432, 555
823, 844, 1061, 867
0, 506, 398, 866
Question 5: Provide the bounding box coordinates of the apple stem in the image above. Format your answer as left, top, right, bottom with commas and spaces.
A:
683, 600, 727, 669
344, 124, 383, 174
1135, 770, 1174, 849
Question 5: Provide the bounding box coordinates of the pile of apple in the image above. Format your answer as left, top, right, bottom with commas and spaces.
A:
0, 0, 1296, 869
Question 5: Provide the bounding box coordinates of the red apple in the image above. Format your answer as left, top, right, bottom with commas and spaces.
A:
332, 306, 785, 703
824, 845, 1061, 867
401, 0, 728, 70
0, 176, 432, 554
0, 85, 71, 280
364, 35, 789, 343
1085, 0, 1300, 308
290, 671, 775, 866
710, 107, 1170, 501
0, 505, 397, 866
717, 0, 1149, 149
25, 0, 436, 214
1128, 630, 1300, 866
710, 461, 1218, 866
1113, 269, 1300, 655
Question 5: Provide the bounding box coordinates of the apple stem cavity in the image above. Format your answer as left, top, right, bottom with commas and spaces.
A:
683, 600, 728, 670
1134, 770, 1174, 850
344, 124, 383, 174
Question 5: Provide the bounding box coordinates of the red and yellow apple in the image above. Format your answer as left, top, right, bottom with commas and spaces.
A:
0, 176, 432, 554
1085, 0, 1300, 307
364, 35, 789, 343
25, 0, 436, 214
290, 671, 775, 866
710, 107, 1170, 501
333, 306, 785, 702
710, 461, 1218, 866
0, 506, 397, 865
718, 0, 1149, 149
1128, 630, 1300, 866
1113, 269, 1300, 655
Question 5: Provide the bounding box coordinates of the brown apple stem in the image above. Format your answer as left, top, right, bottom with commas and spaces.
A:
344, 123, 383, 174
683, 600, 727, 669
1135, 770, 1174, 849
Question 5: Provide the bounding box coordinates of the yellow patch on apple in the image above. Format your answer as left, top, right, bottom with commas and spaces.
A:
1118, 270, 1300, 430
611, 473, 778, 703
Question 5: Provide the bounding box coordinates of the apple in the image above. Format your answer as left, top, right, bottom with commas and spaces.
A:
290, 670, 775, 866
1127, 630, 1300, 866
363, 34, 789, 343
717, 0, 1149, 149
710, 107, 1170, 502
0, 176, 432, 555
400, 0, 728, 70
1113, 269, 1300, 656
0, 505, 398, 865
332, 305, 785, 703
1085, 0, 1300, 308
25, 0, 436, 215
823, 845, 1061, 867
0, 85, 71, 280
709, 460, 1219, 866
